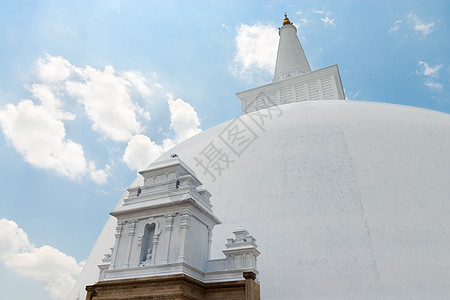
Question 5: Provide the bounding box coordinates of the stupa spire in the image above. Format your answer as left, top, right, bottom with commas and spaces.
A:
273, 13, 311, 82
282, 13, 291, 25
237, 14, 345, 114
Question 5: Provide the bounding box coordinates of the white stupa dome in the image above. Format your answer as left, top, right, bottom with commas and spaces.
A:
71, 100, 450, 299
70, 15, 450, 299
155, 100, 450, 299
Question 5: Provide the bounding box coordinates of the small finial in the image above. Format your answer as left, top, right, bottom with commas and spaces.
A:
283, 13, 291, 26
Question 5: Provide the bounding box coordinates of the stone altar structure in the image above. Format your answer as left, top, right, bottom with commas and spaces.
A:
85, 155, 260, 299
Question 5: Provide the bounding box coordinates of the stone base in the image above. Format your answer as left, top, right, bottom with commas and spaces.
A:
85, 272, 260, 300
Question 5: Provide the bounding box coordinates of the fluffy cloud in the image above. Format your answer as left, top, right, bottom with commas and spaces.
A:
0, 79, 110, 183
123, 94, 202, 171
230, 23, 278, 80
30, 83, 75, 120
121, 71, 153, 98
36, 54, 73, 83
36, 54, 153, 143
0, 100, 91, 179
88, 162, 110, 185
0, 218, 83, 300
166, 93, 201, 143
2, 54, 202, 178
123, 134, 163, 171
0, 54, 161, 183
66, 65, 146, 142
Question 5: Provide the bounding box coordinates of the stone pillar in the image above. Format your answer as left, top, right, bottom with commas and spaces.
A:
207, 226, 213, 260
110, 221, 124, 269
161, 214, 174, 263
177, 212, 191, 262
244, 271, 260, 300
85, 285, 97, 300
125, 219, 138, 267
151, 233, 159, 265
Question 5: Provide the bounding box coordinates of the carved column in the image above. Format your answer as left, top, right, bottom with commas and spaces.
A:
177, 212, 191, 262
151, 233, 159, 265
161, 214, 174, 263
110, 221, 125, 269
207, 226, 213, 260
243, 271, 260, 300
125, 219, 138, 267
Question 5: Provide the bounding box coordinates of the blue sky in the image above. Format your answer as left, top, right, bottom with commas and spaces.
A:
0, 0, 448, 299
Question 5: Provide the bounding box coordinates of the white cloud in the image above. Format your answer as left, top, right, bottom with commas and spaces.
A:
66, 65, 146, 142
408, 14, 434, 37
417, 61, 444, 93
297, 18, 308, 27
0, 55, 121, 183
418, 61, 443, 77
389, 20, 402, 33
36, 54, 73, 83
123, 94, 202, 171
123, 94, 202, 170
390, 14, 436, 39
221, 23, 231, 31
346, 90, 360, 100
313, 10, 335, 29
0, 218, 83, 300
3, 54, 202, 177
123, 134, 163, 171
29, 84, 75, 120
0, 100, 89, 179
413, 23, 434, 37
35, 54, 153, 143
89, 162, 110, 185
121, 71, 152, 97
166, 93, 201, 143
320, 16, 335, 28
424, 81, 443, 91
230, 23, 278, 80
